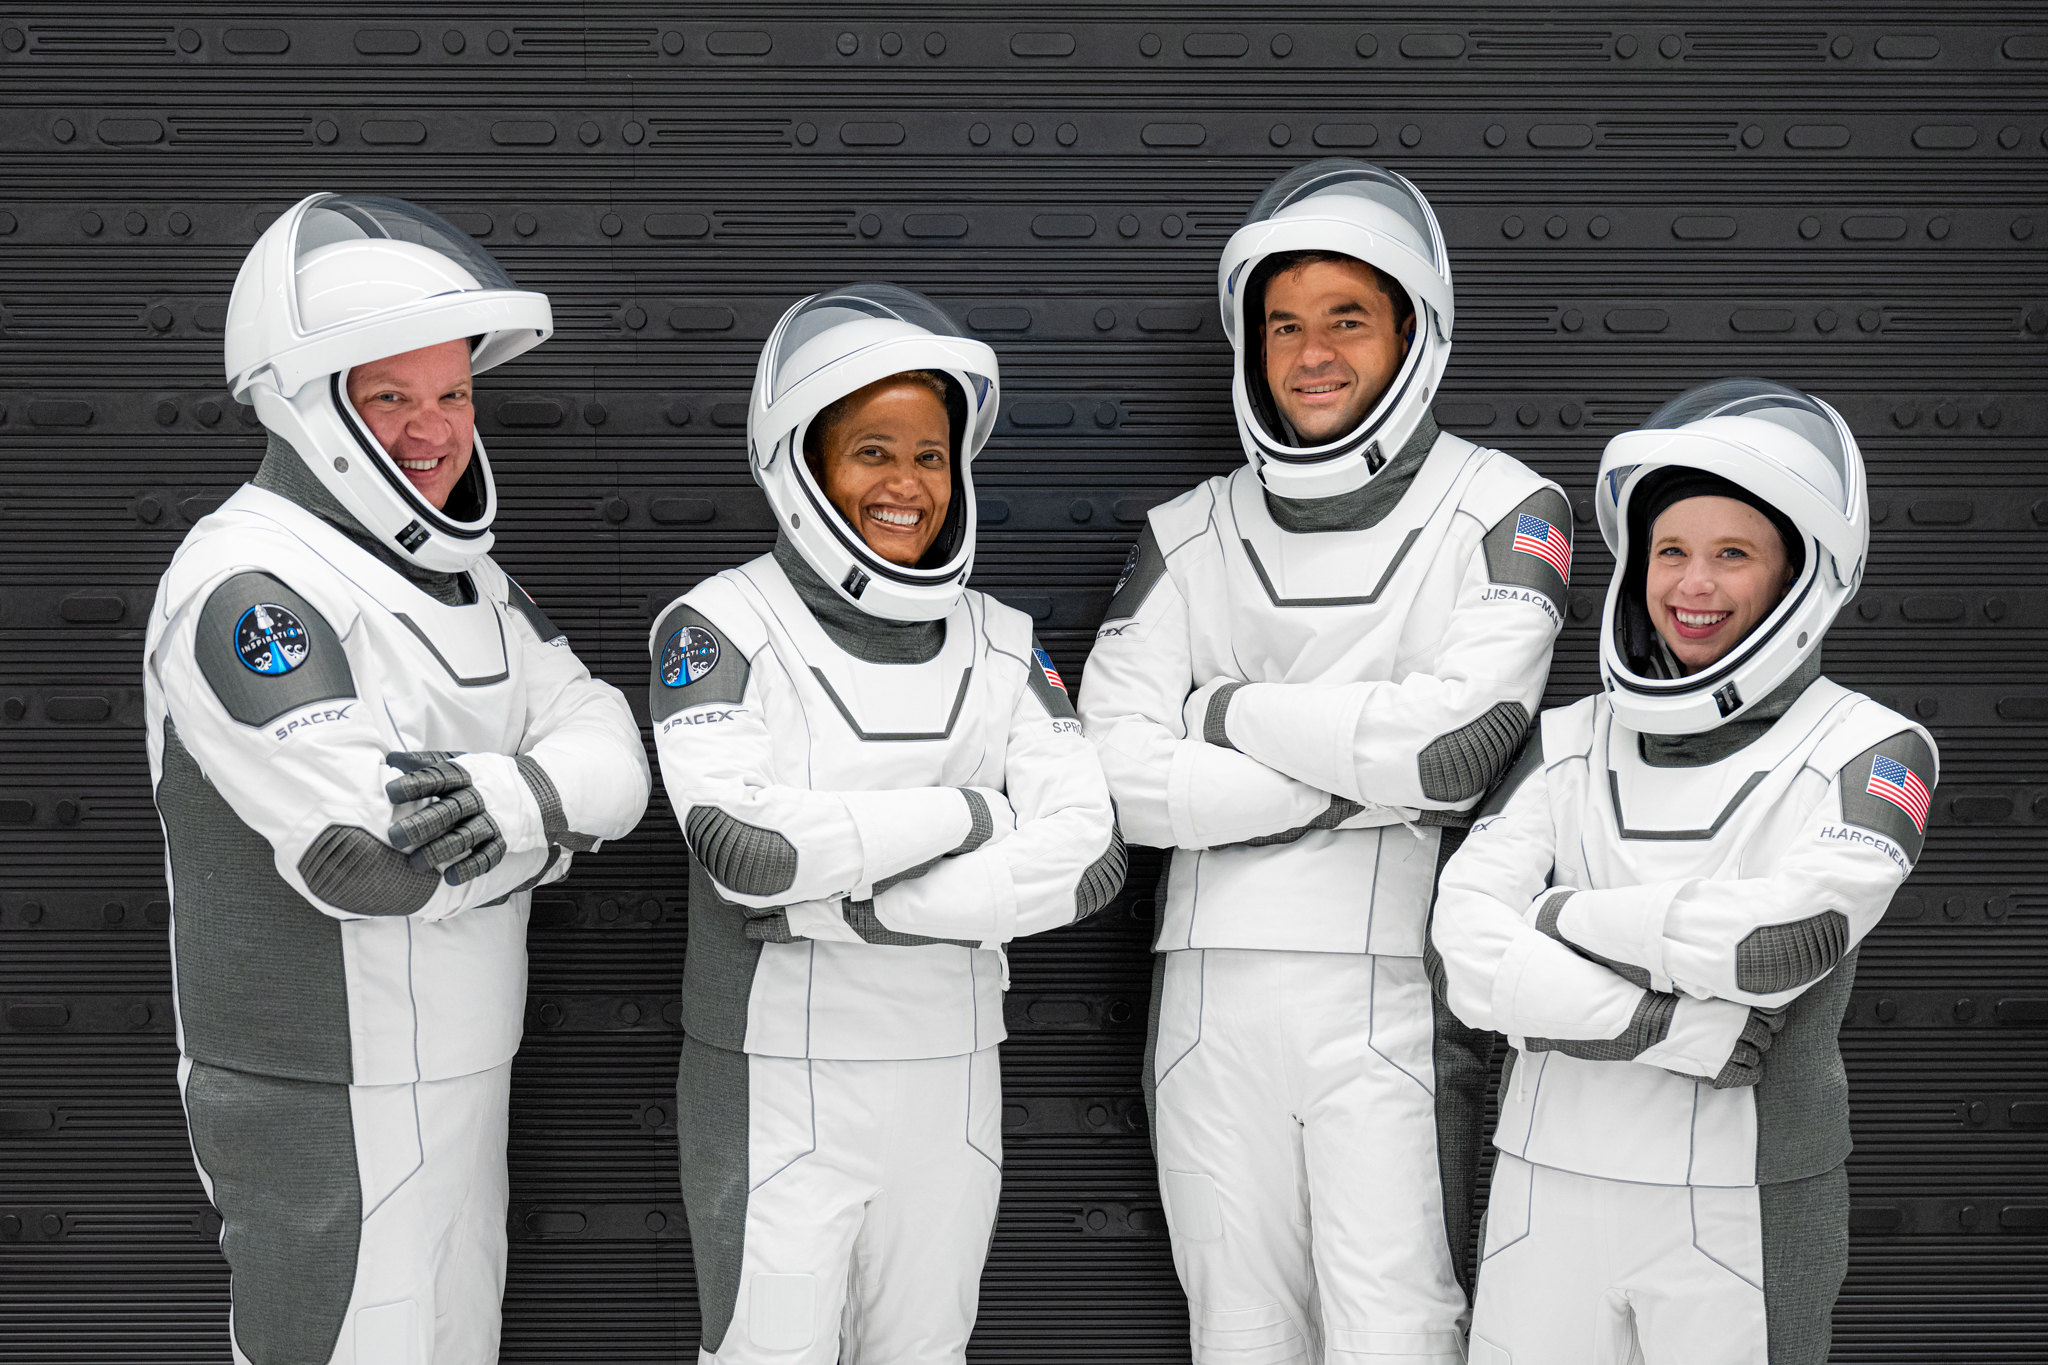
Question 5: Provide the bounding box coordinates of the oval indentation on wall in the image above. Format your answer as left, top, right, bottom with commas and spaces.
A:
1908, 500, 1973, 525
0, 800, 35, 825
1874, 35, 1940, 60
1183, 32, 1249, 58
1010, 32, 1076, 58
353, 29, 422, 56
1949, 796, 2014, 823
1400, 33, 1465, 58
1136, 306, 1202, 332
1730, 308, 1795, 333
903, 213, 968, 238
705, 31, 771, 56
1432, 400, 1497, 428
645, 213, 709, 239
491, 120, 556, 146
709, 401, 749, 427
97, 119, 164, 145
1030, 213, 1096, 238
667, 305, 733, 330
1912, 125, 1978, 151
1900, 595, 1966, 622
977, 498, 1011, 524
649, 498, 715, 524
60, 596, 125, 624
496, 399, 565, 428
361, 119, 427, 145
967, 306, 1032, 331
1672, 215, 1737, 240
1140, 123, 1206, 148
223, 28, 289, 55
1842, 216, 1907, 240
1996, 697, 2048, 720
1527, 123, 1593, 149
2003, 35, 2048, 60
523, 1209, 588, 1236
1312, 123, 1378, 148
1025, 997, 1093, 1025
1785, 124, 1851, 149
28, 400, 92, 427
1603, 308, 1669, 333
5, 1004, 70, 1030
839, 121, 905, 147
45, 696, 112, 724
1009, 401, 1074, 428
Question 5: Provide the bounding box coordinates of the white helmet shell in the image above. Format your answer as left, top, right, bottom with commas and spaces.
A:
1217, 159, 1455, 499
1596, 378, 1868, 735
224, 192, 553, 572
749, 283, 999, 623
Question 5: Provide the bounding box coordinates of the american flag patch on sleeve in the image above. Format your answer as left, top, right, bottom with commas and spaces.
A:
1511, 513, 1572, 581
1033, 647, 1067, 692
1866, 755, 1930, 832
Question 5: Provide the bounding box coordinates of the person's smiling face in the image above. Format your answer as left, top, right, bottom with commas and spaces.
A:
345, 339, 475, 509
1644, 495, 1795, 673
811, 376, 952, 568
1260, 257, 1412, 445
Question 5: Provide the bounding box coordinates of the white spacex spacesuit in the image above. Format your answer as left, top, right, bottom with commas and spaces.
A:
1432, 380, 1937, 1365
1077, 161, 1567, 1363
144, 194, 650, 1365
648, 284, 1124, 1365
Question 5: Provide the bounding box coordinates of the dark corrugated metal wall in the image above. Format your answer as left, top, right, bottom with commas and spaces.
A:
2, 5, 2043, 1360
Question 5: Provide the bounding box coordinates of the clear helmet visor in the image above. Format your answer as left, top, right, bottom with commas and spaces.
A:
1634, 377, 1856, 518
291, 194, 518, 296
1242, 158, 1445, 274
768, 282, 984, 405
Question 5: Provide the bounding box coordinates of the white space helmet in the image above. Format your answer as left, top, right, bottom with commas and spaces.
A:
224, 192, 553, 571
1218, 159, 1454, 499
1597, 378, 1867, 735
750, 283, 999, 622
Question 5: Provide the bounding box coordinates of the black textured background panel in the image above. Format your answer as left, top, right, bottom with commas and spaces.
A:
2, 5, 2045, 1360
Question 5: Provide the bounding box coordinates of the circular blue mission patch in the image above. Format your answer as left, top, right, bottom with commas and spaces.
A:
235, 603, 311, 675
660, 625, 720, 688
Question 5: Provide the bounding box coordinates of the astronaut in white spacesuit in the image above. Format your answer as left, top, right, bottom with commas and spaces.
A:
143, 193, 650, 1365
1432, 379, 1937, 1365
648, 282, 1124, 1365
1076, 159, 1569, 1363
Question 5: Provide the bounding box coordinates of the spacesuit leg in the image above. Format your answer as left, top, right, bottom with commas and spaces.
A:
1152, 949, 1317, 1364
329, 1061, 514, 1365
841, 1048, 1004, 1364
181, 1057, 514, 1365
1469, 1154, 1771, 1365
1297, 954, 1468, 1363
679, 1042, 875, 1365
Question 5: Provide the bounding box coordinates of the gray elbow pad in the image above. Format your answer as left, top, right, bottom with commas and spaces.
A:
298, 825, 439, 917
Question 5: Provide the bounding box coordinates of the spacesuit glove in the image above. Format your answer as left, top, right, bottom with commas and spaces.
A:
1529, 887, 1654, 990
1180, 679, 1246, 748
1709, 1005, 1789, 1089
385, 750, 545, 886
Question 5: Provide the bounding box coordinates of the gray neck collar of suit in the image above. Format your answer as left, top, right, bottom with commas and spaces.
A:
1639, 651, 1825, 768
251, 433, 471, 607
1263, 413, 1442, 534
772, 536, 945, 665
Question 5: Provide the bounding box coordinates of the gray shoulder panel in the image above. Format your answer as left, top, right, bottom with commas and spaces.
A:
504, 575, 567, 646
684, 805, 797, 898
1837, 730, 1935, 862
1474, 724, 1545, 820
1480, 486, 1573, 615
1738, 912, 1850, 995
196, 571, 356, 728
1418, 700, 1531, 804
297, 825, 439, 917
1025, 635, 1077, 720
1102, 525, 1168, 622
651, 602, 751, 721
